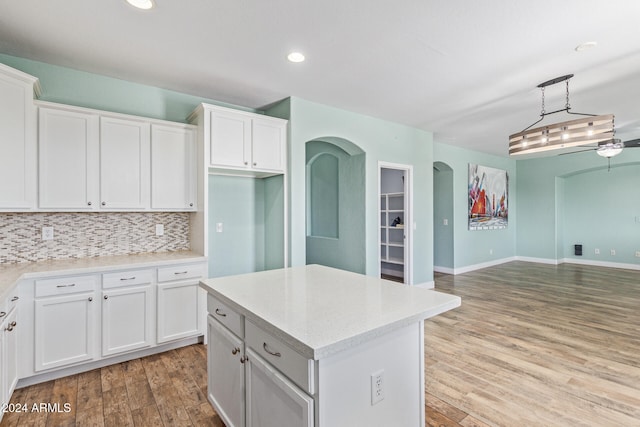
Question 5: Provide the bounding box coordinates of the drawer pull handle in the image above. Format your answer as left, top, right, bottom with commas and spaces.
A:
56, 284, 76, 288
215, 308, 227, 317
0, 311, 5, 318
11, 296, 18, 301
232, 347, 240, 355
263, 342, 281, 357
120, 276, 136, 281
240, 355, 249, 364
174, 271, 188, 275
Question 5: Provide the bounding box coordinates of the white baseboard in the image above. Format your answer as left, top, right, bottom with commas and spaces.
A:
560, 257, 640, 271
438, 257, 517, 275
433, 266, 454, 274
413, 281, 435, 289
515, 256, 560, 265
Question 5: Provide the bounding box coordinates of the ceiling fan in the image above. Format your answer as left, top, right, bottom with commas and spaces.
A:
561, 137, 640, 170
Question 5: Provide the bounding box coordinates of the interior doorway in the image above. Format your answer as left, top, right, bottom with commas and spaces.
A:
379, 162, 413, 284
433, 162, 454, 273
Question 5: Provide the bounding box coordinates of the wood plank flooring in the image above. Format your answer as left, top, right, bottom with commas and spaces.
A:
3, 261, 638, 426
425, 261, 640, 427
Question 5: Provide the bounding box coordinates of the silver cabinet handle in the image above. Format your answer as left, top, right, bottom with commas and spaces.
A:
215, 308, 226, 317
174, 271, 188, 275
263, 342, 281, 357
232, 347, 240, 355
189, 203, 194, 207
88, 297, 93, 302
5, 321, 16, 332
0, 311, 6, 318
244, 161, 248, 165
56, 283, 76, 288
101, 201, 106, 206
120, 277, 136, 281
87, 201, 92, 206
240, 355, 249, 364
10, 296, 18, 301
104, 295, 108, 300
253, 162, 257, 166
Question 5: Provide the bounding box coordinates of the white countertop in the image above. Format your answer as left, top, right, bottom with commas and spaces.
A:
0, 251, 206, 302
199, 264, 461, 360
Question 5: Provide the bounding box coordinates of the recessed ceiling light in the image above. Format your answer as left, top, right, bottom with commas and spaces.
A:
575, 41, 597, 52
287, 52, 305, 63
126, 0, 154, 10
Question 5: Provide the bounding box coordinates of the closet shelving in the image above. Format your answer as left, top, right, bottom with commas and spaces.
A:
380, 192, 405, 272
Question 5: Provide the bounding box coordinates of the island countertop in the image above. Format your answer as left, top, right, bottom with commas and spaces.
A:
199, 264, 461, 360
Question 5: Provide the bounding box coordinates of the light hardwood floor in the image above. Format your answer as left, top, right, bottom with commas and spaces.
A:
425, 261, 640, 427
3, 261, 638, 426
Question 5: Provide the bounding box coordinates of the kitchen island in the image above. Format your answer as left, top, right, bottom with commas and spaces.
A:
199, 264, 461, 427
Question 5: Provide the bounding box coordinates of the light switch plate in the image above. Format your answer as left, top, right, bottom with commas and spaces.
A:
155, 224, 164, 236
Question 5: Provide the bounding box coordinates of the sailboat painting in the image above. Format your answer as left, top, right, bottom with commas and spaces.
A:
468, 164, 508, 230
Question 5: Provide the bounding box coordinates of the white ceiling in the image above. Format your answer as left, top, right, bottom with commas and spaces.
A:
1, 0, 640, 157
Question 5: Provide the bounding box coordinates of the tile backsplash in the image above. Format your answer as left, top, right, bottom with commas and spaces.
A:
0, 212, 190, 264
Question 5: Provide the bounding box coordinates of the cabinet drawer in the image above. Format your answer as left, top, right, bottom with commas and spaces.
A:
103, 269, 153, 289
207, 293, 243, 338
245, 320, 315, 395
157, 264, 205, 282
35, 275, 97, 297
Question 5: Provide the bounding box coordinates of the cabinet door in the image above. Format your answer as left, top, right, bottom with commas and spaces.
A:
39, 107, 99, 209
34, 293, 97, 371
210, 110, 251, 169
0, 68, 37, 209
100, 116, 150, 209
208, 316, 245, 427
2, 309, 18, 403
102, 285, 154, 357
157, 281, 200, 343
245, 348, 314, 427
251, 118, 286, 172
151, 124, 196, 210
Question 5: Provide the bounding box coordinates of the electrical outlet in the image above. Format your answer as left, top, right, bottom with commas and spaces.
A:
594, 248, 600, 255
216, 222, 223, 233
443, 218, 448, 226
155, 224, 164, 236
371, 370, 384, 405
610, 249, 616, 256
42, 226, 54, 241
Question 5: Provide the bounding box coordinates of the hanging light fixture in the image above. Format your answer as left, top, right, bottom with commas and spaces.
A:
509, 74, 615, 156
596, 139, 624, 158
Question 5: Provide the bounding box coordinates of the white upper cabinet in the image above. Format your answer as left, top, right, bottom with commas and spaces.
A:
100, 116, 150, 209
37, 101, 197, 211
210, 110, 252, 169
0, 64, 40, 210
189, 103, 287, 176
151, 123, 196, 210
38, 105, 99, 210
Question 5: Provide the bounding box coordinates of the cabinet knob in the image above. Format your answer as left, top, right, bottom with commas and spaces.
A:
101, 201, 106, 206
189, 203, 194, 207
253, 162, 257, 166
244, 161, 248, 165
104, 295, 109, 300
88, 297, 93, 302
5, 321, 16, 332
240, 355, 249, 364
232, 347, 240, 355
87, 201, 92, 206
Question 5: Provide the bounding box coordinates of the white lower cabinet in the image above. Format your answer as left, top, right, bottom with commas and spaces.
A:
34, 291, 98, 372
207, 296, 314, 427
245, 348, 314, 427
157, 281, 200, 343
208, 315, 245, 427
1, 307, 18, 414
102, 284, 154, 356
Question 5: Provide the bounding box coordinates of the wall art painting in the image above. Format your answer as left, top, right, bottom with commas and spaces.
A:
468, 164, 508, 230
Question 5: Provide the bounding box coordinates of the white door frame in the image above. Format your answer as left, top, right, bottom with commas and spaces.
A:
378, 161, 414, 285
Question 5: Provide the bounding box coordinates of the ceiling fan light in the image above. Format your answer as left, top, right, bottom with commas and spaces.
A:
126, 0, 154, 9
596, 140, 624, 158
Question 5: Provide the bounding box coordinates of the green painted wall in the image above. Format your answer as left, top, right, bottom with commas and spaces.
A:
288, 97, 434, 284
0, 54, 255, 121
305, 140, 366, 274
516, 149, 640, 262
433, 164, 454, 269
264, 175, 285, 270
433, 142, 517, 268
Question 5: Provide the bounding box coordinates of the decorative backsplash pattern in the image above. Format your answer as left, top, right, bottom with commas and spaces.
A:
0, 212, 190, 264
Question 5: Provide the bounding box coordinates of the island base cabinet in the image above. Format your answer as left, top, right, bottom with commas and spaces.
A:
34, 293, 97, 372
245, 348, 314, 427
207, 316, 245, 427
